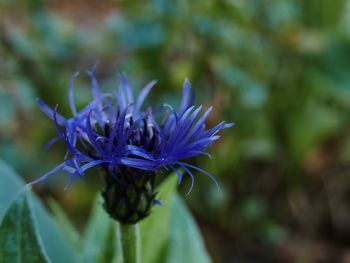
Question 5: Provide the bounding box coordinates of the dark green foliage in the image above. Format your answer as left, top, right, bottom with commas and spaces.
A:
0, 191, 50, 263
2, 0, 350, 261
0, 158, 211, 263
0, 159, 77, 263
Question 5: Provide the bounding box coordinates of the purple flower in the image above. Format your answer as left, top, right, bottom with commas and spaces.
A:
31, 67, 233, 223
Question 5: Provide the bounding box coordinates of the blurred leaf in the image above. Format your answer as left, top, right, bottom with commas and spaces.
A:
299, 0, 345, 29
165, 194, 212, 263
82, 195, 118, 263
0, 160, 24, 219
47, 199, 81, 252
82, 174, 178, 263
0, 159, 77, 263
0, 91, 15, 127
241, 197, 267, 221
120, 21, 166, 50
240, 83, 268, 109
288, 102, 341, 160
15, 78, 36, 109
141, 175, 178, 263
216, 65, 268, 109
260, 221, 287, 245
0, 190, 50, 263
340, 135, 350, 162
242, 136, 275, 159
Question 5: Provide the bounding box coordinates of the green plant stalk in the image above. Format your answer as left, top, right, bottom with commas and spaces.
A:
120, 223, 141, 263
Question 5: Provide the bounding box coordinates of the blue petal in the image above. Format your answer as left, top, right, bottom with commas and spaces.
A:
68, 72, 79, 116
135, 80, 157, 114
117, 72, 134, 111
86, 111, 106, 157
86, 69, 102, 107
178, 162, 220, 192
36, 98, 67, 125
126, 145, 155, 161
168, 164, 183, 184
178, 79, 194, 116
43, 136, 62, 152
120, 157, 156, 171
107, 106, 129, 153
176, 162, 195, 196
81, 160, 106, 172
28, 162, 66, 185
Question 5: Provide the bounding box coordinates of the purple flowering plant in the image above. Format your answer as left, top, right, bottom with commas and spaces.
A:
31, 67, 232, 225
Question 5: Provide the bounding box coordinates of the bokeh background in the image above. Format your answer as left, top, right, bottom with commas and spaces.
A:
1, 0, 350, 262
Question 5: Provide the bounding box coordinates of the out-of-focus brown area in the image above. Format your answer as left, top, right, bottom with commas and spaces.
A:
1, 0, 350, 262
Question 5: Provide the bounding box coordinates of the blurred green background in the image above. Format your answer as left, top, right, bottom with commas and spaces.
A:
1, 0, 350, 262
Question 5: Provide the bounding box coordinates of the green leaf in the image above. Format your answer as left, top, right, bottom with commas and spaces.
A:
0, 190, 50, 263
0, 160, 24, 219
140, 175, 178, 263
47, 198, 81, 252
82, 195, 118, 263
81, 174, 178, 263
166, 194, 212, 263
0, 159, 77, 263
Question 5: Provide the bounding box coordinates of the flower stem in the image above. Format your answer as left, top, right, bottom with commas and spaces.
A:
120, 223, 141, 263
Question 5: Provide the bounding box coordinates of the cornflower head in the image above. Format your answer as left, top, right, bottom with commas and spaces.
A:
32, 68, 233, 224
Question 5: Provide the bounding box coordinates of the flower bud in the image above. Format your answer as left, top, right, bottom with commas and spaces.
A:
102, 171, 156, 224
